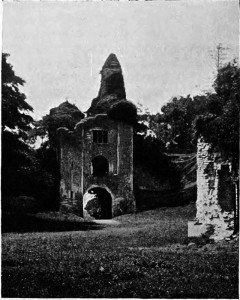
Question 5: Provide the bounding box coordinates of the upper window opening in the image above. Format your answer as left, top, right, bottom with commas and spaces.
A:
93, 130, 108, 144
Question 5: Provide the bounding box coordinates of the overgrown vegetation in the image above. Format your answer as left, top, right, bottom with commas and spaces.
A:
2, 53, 34, 199
137, 59, 239, 203
2, 52, 238, 214
146, 60, 239, 169
32, 101, 84, 149
133, 133, 181, 187
1, 50, 239, 299
2, 54, 59, 211
32, 101, 85, 210
195, 60, 239, 172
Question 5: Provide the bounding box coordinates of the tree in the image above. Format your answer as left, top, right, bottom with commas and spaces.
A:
195, 60, 240, 171
153, 59, 239, 159
29, 101, 85, 209
2, 54, 33, 134
155, 95, 209, 153
2, 53, 34, 198
209, 43, 230, 72
133, 104, 181, 188
32, 101, 84, 149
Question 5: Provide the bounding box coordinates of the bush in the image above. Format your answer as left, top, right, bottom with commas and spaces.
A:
3, 196, 40, 214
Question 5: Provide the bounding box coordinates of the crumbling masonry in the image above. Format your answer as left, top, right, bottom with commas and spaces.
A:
190, 138, 237, 240
58, 54, 136, 219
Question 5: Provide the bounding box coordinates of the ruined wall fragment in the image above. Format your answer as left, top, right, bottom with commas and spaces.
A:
195, 138, 235, 240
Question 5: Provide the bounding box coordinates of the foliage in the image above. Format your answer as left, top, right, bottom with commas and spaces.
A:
33, 141, 60, 210
31, 101, 84, 149
155, 95, 209, 153
134, 104, 181, 187
1, 53, 58, 210
88, 96, 137, 125
28, 102, 85, 210
1, 53, 34, 198
136, 103, 159, 137
1, 138, 57, 211
133, 133, 181, 187
135, 59, 239, 193
150, 60, 239, 167
2, 54, 33, 136
194, 60, 240, 170
107, 98, 137, 125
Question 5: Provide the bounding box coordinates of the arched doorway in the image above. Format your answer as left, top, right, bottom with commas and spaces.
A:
91, 156, 109, 177
83, 187, 112, 219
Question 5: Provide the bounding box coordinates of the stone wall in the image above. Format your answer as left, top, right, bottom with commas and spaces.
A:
193, 138, 235, 240
57, 54, 138, 219
58, 114, 135, 219
58, 128, 83, 216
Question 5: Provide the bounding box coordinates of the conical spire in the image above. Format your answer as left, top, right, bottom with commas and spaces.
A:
102, 53, 121, 70
86, 53, 137, 124
98, 53, 126, 100
87, 54, 126, 116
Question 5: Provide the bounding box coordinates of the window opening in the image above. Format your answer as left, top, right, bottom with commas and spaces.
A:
93, 130, 108, 144
92, 156, 109, 177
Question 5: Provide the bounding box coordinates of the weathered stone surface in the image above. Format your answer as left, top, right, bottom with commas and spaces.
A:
58, 54, 135, 219
188, 242, 196, 248
59, 114, 135, 219
99, 53, 126, 99
191, 138, 236, 240
87, 54, 137, 124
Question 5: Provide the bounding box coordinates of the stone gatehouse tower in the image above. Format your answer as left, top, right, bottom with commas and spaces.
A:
58, 54, 136, 219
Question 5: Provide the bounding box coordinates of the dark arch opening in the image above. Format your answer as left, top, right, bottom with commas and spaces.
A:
92, 156, 109, 177
86, 187, 112, 219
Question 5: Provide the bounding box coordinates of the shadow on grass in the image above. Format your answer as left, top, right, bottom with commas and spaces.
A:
170, 293, 210, 299
2, 213, 105, 233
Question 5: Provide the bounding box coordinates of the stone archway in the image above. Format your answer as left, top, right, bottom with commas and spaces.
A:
83, 187, 112, 219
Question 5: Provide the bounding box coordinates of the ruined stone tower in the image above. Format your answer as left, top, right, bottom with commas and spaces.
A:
58, 54, 136, 219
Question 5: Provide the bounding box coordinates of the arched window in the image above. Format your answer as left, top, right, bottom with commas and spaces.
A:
91, 156, 109, 177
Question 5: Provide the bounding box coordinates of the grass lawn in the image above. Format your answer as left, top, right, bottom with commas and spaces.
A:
2, 203, 238, 298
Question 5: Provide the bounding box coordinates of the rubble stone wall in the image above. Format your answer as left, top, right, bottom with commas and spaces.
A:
58, 114, 135, 218
196, 139, 235, 239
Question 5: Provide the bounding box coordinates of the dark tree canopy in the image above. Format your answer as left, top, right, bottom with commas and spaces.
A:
2, 53, 34, 198
33, 101, 84, 149
195, 60, 240, 170
2, 53, 33, 137
153, 95, 208, 153
2, 53, 64, 210
151, 60, 239, 163
28, 101, 85, 209
133, 133, 180, 186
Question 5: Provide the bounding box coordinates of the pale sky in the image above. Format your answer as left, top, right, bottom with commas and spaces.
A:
2, 0, 239, 119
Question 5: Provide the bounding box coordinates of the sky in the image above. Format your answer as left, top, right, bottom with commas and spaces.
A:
2, 0, 239, 120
